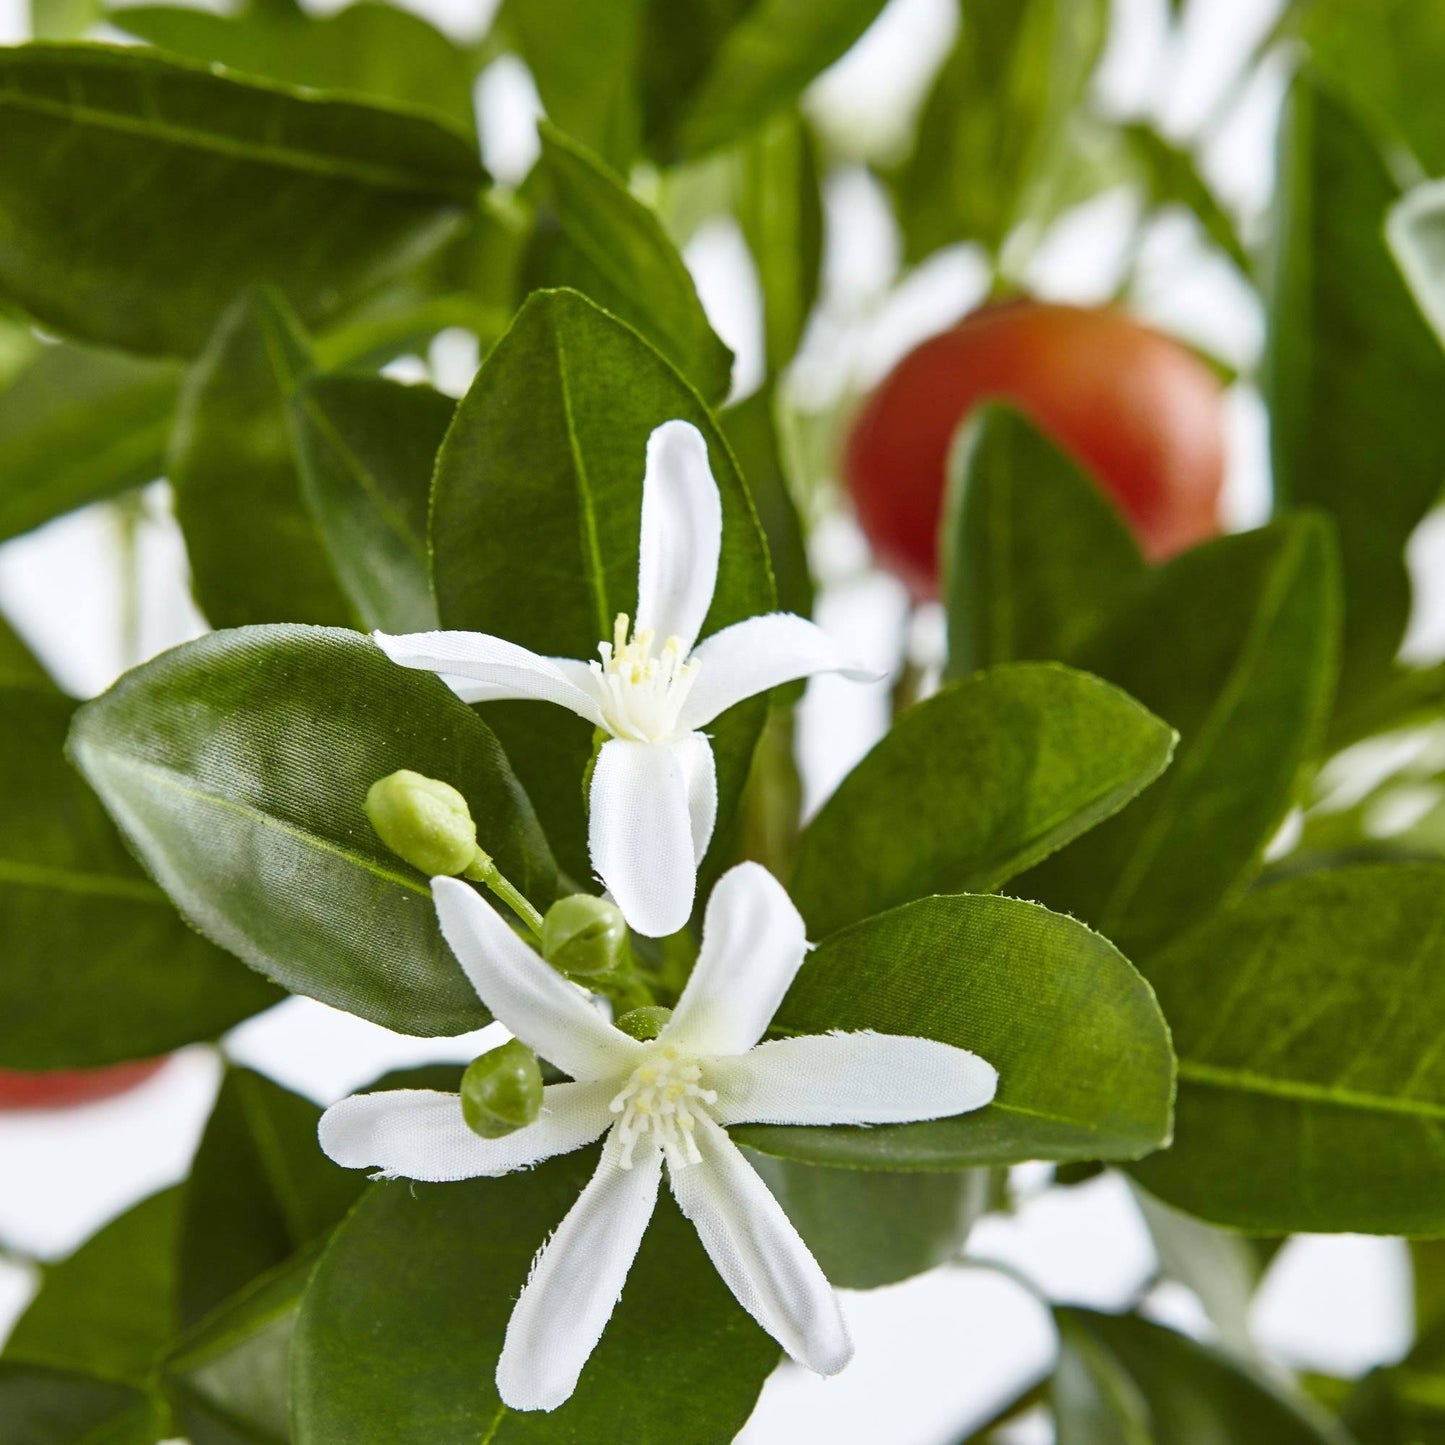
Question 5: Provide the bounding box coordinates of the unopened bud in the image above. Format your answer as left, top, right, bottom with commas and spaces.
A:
460, 1039, 543, 1139
614, 1006, 672, 1042
365, 770, 477, 877
541, 894, 627, 978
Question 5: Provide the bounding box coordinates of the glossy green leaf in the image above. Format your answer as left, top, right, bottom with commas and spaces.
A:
31, 0, 101, 40
1052, 1309, 1349, 1444
179, 1068, 362, 1329
0, 342, 181, 544
0, 44, 482, 355
431, 288, 772, 882
172, 288, 355, 630
735, 893, 1174, 1169
69, 625, 555, 1036
293, 373, 452, 633
790, 663, 1175, 938
528, 124, 733, 403
5, 1189, 180, 1383
292, 1151, 779, 1444
111, 2, 477, 140
1264, 72, 1445, 709
1131, 863, 1445, 1234
0, 1362, 163, 1445
944, 405, 1148, 678
1021, 519, 1339, 960
0, 684, 279, 1069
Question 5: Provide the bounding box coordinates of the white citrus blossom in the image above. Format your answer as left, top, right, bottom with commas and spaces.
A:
319, 863, 998, 1413
373, 419, 876, 937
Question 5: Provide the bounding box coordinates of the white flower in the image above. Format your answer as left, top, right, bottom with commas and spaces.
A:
319, 863, 998, 1413
374, 419, 876, 937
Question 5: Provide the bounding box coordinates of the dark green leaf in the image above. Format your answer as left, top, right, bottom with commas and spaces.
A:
431, 288, 772, 883
1131, 863, 1445, 1234
69, 625, 555, 1036
944, 405, 1148, 678
179, 1068, 362, 1329
0, 44, 482, 355
293, 373, 452, 633
1021, 519, 1340, 960
735, 893, 1174, 1169
1264, 72, 1445, 709
0, 342, 181, 544
790, 663, 1175, 938
292, 1151, 778, 1443
528, 124, 733, 403
0, 685, 279, 1069
0, 614, 54, 691
172, 288, 355, 630
0, 1362, 163, 1445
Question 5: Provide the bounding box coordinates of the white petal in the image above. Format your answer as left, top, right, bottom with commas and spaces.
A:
678, 613, 880, 732
496, 1137, 663, 1412
669, 732, 717, 865
710, 1032, 998, 1126
662, 862, 806, 1057
588, 737, 697, 938
432, 877, 639, 1081
373, 630, 604, 726
317, 1083, 614, 1182
635, 420, 721, 654
669, 1115, 851, 1376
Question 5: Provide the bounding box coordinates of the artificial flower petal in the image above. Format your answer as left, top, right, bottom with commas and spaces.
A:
635, 420, 722, 654
318, 1083, 614, 1182
589, 737, 698, 938
709, 1031, 999, 1126
664, 862, 807, 1057
373, 630, 604, 726
496, 1139, 664, 1412
669, 1114, 852, 1376
678, 612, 879, 732
432, 877, 641, 1081
669, 731, 717, 865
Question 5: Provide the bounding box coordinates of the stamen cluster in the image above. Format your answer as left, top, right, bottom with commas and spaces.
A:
590, 613, 699, 743
609, 1042, 718, 1170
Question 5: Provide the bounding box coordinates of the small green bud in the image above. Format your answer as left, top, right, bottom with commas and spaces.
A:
365, 770, 477, 877
613, 1006, 672, 1042
460, 1039, 543, 1139
541, 894, 627, 978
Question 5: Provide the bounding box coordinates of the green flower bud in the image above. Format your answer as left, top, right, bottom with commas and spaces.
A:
365, 770, 477, 877
460, 1039, 543, 1139
613, 1006, 673, 1042
541, 894, 627, 978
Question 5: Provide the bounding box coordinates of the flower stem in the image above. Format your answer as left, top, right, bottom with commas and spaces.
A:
463, 848, 545, 937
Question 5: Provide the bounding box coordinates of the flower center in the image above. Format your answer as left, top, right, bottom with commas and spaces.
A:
590, 613, 699, 744
609, 1042, 717, 1170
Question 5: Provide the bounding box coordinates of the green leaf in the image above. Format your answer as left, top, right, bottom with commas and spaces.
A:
944, 405, 1148, 678
292, 1151, 779, 1443
1021, 518, 1340, 960
0, 44, 483, 355
5, 1189, 180, 1383
789, 663, 1176, 938
0, 684, 279, 1069
1052, 1308, 1350, 1444
0, 342, 181, 544
293, 373, 452, 633
734, 893, 1174, 1169
31, 0, 102, 40
1390, 180, 1445, 352
110, 2, 478, 140
1131, 862, 1445, 1235
430, 288, 772, 883
69, 625, 555, 1036
0, 1362, 163, 1445
179, 1068, 363, 1330
527, 124, 733, 403
0, 615, 54, 691
1264, 72, 1445, 710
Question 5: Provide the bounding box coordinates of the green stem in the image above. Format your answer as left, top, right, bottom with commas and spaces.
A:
463, 849, 545, 937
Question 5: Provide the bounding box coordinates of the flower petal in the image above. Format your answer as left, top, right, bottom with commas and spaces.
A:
668, 1114, 851, 1376
432, 877, 639, 1081
635, 420, 721, 654
669, 732, 717, 865
317, 1082, 614, 1182
373, 630, 604, 726
496, 1137, 663, 1412
678, 613, 880, 732
588, 737, 697, 938
662, 862, 806, 1057
710, 1031, 998, 1126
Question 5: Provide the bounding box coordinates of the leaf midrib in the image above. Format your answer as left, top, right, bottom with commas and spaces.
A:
1179, 1058, 1445, 1122
0, 857, 164, 903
